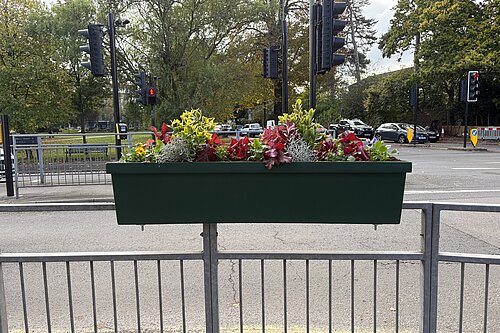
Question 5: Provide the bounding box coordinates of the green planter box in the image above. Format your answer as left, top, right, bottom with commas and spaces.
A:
106, 161, 412, 225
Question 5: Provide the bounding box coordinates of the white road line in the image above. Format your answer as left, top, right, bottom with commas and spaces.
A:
406, 189, 500, 194
485, 162, 500, 164
452, 167, 500, 170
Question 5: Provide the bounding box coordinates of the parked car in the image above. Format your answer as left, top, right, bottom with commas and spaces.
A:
329, 119, 374, 138
214, 124, 232, 136
240, 123, 263, 137
423, 126, 440, 143
375, 123, 428, 143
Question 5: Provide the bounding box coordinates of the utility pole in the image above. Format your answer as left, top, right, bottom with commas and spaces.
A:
281, 0, 289, 114
108, 12, 121, 159
309, 0, 317, 110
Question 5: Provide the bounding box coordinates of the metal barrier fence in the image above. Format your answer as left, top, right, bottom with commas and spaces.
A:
10, 130, 337, 197
478, 127, 500, 140
0, 202, 499, 333
11, 133, 149, 197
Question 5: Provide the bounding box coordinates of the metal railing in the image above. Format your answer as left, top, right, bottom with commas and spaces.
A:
0, 208, 500, 333
9, 130, 337, 197
1, 202, 499, 332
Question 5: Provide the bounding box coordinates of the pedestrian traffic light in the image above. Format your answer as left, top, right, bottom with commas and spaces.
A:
147, 86, 157, 105
78, 24, 105, 77
467, 71, 479, 102
134, 71, 147, 105
263, 47, 278, 79
319, 0, 348, 73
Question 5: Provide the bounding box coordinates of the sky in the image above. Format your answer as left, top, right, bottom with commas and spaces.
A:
43, 0, 412, 76
363, 0, 413, 74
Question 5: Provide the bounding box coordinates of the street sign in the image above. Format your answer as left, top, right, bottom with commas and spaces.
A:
470, 128, 478, 147
407, 127, 414, 143
14, 136, 39, 145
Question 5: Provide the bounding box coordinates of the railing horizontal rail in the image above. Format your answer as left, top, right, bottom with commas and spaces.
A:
433, 202, 500, 212
0, 251, 203, 263
439, 252, 500, 265
218, 251, 423, 261
0, 203, 115, 212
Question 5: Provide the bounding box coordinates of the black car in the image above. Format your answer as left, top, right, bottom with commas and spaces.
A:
375, 123, 428, 143
329, 119, 374, 138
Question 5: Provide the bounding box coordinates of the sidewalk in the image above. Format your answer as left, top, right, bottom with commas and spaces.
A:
403, 136, 500, 152
1, 137, 498, 204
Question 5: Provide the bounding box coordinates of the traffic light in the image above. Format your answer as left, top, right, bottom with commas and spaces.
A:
147, 86, 157, 105
467, 71, 479, 102
319, 0, 348, 73
134, 71, 147, 105
263, 47, 278, 79
408, 86, 418, 108
78, 24, 105, 77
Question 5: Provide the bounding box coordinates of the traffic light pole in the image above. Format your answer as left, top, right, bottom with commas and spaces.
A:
1, 115, 14, 197
282, 7, 289, 114
463, 102, 469, 149
108, 12, 122, 159
413, 84, 418, 147
309, 0, 317, 110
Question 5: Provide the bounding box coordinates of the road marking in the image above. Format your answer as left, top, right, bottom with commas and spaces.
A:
406, 189, 500, 194
452, 167, 500, 170
485, 161, 500, 164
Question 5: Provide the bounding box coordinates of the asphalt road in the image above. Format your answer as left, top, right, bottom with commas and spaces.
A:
1, 146, 499, 333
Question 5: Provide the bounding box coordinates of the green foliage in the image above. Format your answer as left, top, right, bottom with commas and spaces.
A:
171, 109, 216, 155
248, 138, 264, 161
279, 99, 324, 149
368, 140, 398, 161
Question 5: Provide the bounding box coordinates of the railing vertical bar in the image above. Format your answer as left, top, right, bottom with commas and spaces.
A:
110, 261, 118, 333
283, 259, 287, 333
329, 259, 332, 333
42, 262, 51, 333
134, 260, 141, 333
157, 260, 164, 333
458, 262, 465, 333
239, 259, 243, 333
66, 262, 75, 333
261, 259, 265, 333
396, 260, 400, 333
180, 260, 187, 333
90, 261, 97, 333
373, 260, 377, 333
483, 264, 489, 333
306, 259, 310, 333
351, 260, 355, 333
0, 263, 9, 333
19, 263, 29, 333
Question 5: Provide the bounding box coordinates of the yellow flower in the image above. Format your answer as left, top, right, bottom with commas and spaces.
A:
135, 146, 146, 156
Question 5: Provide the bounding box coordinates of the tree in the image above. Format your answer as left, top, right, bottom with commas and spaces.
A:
0, 0, 74, 132
50, 0, 109, 139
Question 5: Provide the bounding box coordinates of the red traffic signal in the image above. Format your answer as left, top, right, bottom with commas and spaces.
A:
147, 86, 157, 105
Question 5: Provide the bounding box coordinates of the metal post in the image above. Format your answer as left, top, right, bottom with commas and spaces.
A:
0, 263, 8, 332
151, 104, 156, 141
413, 84, 418, 146
281, 0, 289, 114
429, 205, 441, 333
37, 136, 44, 184
108, 12, 122, 159
203, 223, 219, 333
420, 203, 433, 333
309, 0, 317, 110
1, 115, 14, 196
463, 102, 468, 148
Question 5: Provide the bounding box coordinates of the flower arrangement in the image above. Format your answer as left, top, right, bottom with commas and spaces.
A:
121, 100, 397, 169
